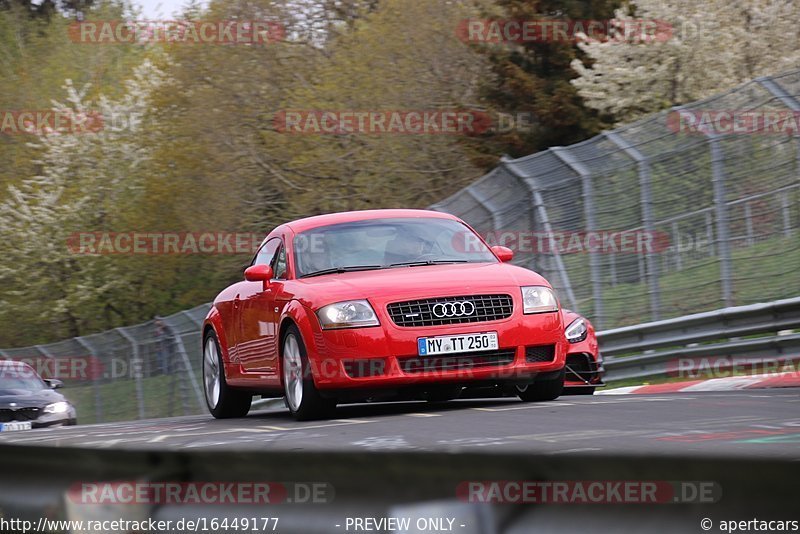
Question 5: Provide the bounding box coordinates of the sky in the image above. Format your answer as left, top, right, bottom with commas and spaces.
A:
135, 0, 208, 18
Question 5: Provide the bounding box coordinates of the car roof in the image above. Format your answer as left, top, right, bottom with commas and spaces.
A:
1, 360, 32, 368
282, 209, 459, 234
0, 360, 37, 372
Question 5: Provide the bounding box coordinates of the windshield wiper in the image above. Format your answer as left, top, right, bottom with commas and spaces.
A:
387, 259, 471, 268
301, 265, 385, 278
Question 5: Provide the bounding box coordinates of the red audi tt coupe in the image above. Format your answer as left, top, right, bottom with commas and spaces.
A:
202, 209, 570, 420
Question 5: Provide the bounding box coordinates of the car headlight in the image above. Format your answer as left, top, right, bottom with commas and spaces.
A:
317, 300, 380, 329
565, 317, 588, 343
43, 401, 70, 414
521, 286, 558, 314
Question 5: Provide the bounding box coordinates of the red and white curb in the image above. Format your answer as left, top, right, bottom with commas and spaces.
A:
598, 371, 800, 395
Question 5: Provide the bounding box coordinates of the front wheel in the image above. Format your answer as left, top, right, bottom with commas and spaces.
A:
282, 324, 336, 421
203, 331, 252, 418
515, 368, 565, 402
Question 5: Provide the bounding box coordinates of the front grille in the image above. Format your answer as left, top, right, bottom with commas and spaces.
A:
566, 353, 600, 382
0, 407, 40, 422
525, 345, 556, 363
387, 294, 513, 327
398, 349, 516, 374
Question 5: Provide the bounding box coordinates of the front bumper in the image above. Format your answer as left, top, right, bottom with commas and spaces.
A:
564, 352, 605, 387
306, 303, 566, 390
0, 406, 77, 429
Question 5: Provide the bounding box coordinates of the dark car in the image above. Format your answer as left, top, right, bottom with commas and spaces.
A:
0, 361, 77, 431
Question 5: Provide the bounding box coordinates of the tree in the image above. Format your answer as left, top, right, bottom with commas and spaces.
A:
468, 0, 622, 163
0, 0, 144, 197
571, 0, 800, 123
0, 58, 168, 346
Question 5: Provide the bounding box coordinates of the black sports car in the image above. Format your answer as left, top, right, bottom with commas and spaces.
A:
0, 361, 77, 431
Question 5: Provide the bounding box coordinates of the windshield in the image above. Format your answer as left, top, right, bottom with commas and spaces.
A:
294, 217, 496, 277
0, 366, 46, 391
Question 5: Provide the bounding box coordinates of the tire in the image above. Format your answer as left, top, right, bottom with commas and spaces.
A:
203, 331, 252, 419
281, 324, 336, 421
516, 368, 565, 402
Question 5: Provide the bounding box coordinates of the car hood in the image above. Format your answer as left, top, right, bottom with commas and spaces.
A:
0, 388, 64, 408
295, 262, 551, 306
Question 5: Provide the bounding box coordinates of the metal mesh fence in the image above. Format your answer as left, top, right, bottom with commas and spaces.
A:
432, 71, 800, 329
1, 71, 799, 422
0, 304, 210, 424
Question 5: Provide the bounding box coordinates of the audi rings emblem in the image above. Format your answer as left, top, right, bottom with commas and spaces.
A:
432, 301, 476, 318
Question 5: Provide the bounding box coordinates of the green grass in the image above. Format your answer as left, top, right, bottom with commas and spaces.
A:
598, 234, 800, 328
60, 374, 204, 425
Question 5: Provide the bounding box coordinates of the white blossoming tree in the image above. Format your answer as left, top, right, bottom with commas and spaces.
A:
0, 59, 169, 342
571, 0, 800, 123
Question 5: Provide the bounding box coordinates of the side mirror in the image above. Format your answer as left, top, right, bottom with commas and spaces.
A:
244, 264, 273, 283
44, 378, 63, 389
491, 245, 514, 262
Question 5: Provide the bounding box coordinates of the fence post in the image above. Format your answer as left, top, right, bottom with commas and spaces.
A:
606, 131, 662, 321
551, 147, 604, 327
162, 321, 206, 414
465, 187, 504, 233
705, 212, 715, 256
756, 78, 800, 240
116, 327, 146, 420
671, 222, 682, 271
781, 192, 793, 238
744, 202, 754, 246
75, 337, 104, 424
707, 132, 734, 307
500, 157, 579, 311
33, 345, 54, 361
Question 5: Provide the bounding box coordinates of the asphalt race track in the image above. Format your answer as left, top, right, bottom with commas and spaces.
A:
2, 388, 799, 458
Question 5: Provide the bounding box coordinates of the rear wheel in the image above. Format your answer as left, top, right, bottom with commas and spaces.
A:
203, 331, 252, 419
282, 324, 336, 421
516, 368, 565, 402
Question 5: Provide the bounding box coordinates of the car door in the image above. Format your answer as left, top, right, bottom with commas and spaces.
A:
237, 238, 286, 378
236, 238, 281, 374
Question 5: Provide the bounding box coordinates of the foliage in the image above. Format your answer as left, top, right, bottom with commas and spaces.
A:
572, 0, 800, 123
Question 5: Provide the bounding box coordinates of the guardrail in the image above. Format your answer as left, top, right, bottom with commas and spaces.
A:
0, 444, 797, 533
599, 296, 800, 382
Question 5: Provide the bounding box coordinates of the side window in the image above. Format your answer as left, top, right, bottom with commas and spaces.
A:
253, 238, 280, 267
272, 245, 287, 279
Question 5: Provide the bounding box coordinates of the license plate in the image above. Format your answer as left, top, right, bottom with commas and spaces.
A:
418, 332, 498, 356
0, 422, 32, 432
